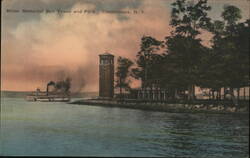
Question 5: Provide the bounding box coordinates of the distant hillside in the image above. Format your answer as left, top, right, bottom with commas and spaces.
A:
1, 91, 98, 98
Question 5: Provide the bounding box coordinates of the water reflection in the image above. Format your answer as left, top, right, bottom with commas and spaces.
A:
0, 98, 249, 157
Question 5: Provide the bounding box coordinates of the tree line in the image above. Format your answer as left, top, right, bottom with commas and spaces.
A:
115, 0, 249, 103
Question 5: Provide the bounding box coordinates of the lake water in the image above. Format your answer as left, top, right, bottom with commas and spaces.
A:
0, 98, 249, 157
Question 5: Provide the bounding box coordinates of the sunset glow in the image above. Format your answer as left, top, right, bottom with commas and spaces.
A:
1, 0, 249, 92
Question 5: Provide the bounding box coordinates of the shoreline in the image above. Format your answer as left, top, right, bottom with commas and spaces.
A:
70, 99, 249, 115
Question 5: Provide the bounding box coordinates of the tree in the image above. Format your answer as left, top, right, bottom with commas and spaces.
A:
115, 57, 134, 99
132, 36, 163, 88
222, 5, 242, 26
170, 0, 212, 38
164, 0, 212, 100
198, 48, 225, 100
202, 5, 249, 104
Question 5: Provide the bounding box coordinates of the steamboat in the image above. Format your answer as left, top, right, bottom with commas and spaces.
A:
26, 79, 71, 102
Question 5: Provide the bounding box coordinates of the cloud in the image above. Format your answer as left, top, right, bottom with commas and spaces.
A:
2, 0, 249, 92
1, 0, 143, 30
1, 0, 171, 92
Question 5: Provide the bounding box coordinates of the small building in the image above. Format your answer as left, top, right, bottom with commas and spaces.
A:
99, 52, 114, 98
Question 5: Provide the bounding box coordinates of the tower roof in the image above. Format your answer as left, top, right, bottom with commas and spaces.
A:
99, 52, 114, 56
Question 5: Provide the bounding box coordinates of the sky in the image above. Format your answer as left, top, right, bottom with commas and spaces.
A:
1, 0, 249, 92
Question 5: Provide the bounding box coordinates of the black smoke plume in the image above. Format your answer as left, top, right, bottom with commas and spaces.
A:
46, 78, 71, 94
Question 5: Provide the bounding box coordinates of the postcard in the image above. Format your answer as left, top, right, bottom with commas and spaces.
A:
1, 0, 249, 157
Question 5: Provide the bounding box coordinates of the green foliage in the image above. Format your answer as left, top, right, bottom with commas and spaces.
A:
132, 36, 163, 87
170, 0, 211, 38
164, 0, 212, 99
164, 35, 208, 92
115, 56, 134, 95
206, 5, 249, 89
119, 0, 249, 102
222, 5, 242, 26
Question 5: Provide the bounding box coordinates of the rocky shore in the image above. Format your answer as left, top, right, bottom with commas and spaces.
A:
70, 99, 249, 115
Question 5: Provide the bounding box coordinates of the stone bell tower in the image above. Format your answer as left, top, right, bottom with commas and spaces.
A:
99, 52, 114, 98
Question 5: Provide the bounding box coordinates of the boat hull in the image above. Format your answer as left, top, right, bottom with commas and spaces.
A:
26, 95, 70, 102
